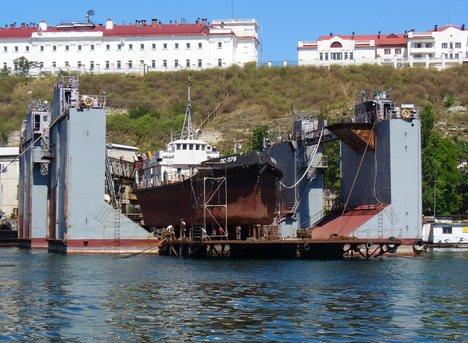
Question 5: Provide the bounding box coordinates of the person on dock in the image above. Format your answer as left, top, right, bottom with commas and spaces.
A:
180, 219, 186, 239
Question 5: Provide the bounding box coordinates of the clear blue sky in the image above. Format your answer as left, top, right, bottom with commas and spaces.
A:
1, 0, 466, 63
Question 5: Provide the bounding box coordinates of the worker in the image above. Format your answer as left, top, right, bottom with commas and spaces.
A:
236, 226, 242, 240
180, 219, 186, 239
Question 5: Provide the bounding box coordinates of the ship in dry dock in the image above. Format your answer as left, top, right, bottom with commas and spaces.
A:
133, 78, 283, 234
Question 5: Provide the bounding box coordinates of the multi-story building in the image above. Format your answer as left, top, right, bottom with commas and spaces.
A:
0, 17, 259, 75
298, 24, 467, 69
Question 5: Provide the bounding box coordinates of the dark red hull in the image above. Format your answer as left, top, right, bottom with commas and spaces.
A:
134, 152, 282, 228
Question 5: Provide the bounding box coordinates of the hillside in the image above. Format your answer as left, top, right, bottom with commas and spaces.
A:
1, 63, 467, 151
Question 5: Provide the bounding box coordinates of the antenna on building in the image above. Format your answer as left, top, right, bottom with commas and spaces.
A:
86, 9, 95, 24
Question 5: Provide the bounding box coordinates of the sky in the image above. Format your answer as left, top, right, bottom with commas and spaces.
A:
0, 0, 466, 63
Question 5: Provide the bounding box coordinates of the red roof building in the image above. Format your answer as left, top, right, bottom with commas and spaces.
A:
0, 18, 259, 75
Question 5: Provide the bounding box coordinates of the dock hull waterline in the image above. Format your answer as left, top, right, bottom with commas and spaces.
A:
134, 152, 282, 228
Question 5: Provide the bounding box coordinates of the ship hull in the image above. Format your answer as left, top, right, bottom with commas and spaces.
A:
134, 152, 282, 228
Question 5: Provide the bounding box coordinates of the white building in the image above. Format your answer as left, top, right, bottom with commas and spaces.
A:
0, 17, 259, 75
0, 147, 19, 218
298, 24, 467, 69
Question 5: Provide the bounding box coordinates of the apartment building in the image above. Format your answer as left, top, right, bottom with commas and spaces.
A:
298, 24, 467, 69
0, 17, 259, 75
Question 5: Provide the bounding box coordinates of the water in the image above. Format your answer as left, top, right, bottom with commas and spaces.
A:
0, 248, 466, 342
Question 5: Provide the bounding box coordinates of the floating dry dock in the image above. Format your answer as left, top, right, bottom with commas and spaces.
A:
159, 238, 401, 259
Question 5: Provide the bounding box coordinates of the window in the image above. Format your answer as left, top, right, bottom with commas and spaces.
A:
78, 61, 82, 68
218, 58, 222, 67
384, 48, 391, 55
442, 43, 448, 49
117, 60, 121, 69
325, 53, 328, 60
140, 59, 144, 67
129, 43, 133, 50
455, 42, 461, 48
442, 227, 452, 234
25, 46, 29, 52
90, 44, 94, 51
319, 52, 323, 60
106, 44, 110, 50
186, 42, 190, 49
331, 52, 342, 60
78, 45, 82, 51
2, 62, 6, 69
395, 48, 402, 54
174, 59, 179, 67
198, 59, 202, 67
198, 42, 202, 49
426, 43, 433, 48
163, 60, 167, 68
152, 43, 156, 49
151, 60, 156, 68
344, 52, 348, 59
186, 59, 190, 67
350, 52, 353, 60
182, 144, 187, 150
163, 43, 167, 49
449, 42, 453, 49
53, 45, 57, 51
41, 46, 45, 52
3, 47, 6, 52
218, 42, 222, 48
117, 44, 122, 50
90, 61, 94, 70
65, 61, 69, 67
414, 43, 422, 48
105, 61, 110, 69
65, 45, 69, 51
175, 43, 179, 49
52, 61, 56, 68
128, 60, 132, 69
140, 43, 144, 50
14, 46, 18, 52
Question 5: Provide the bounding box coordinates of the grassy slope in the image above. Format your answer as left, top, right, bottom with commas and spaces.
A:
1, 63, 467, 150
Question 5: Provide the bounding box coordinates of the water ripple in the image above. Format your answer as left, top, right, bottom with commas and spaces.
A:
0, 248, 466, 342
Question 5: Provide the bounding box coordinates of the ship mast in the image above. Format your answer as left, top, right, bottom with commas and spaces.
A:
181, 76, 193, 139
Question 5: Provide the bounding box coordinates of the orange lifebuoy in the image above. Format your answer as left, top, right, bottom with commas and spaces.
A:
82, 96, 94, 107
401, 109, 411, 120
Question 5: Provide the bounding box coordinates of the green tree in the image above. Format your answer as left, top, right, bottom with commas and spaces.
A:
323, 140, 341, 191
422, 133, 463, 215
13, 56, 40, 77
250, 126, 269, 151
420, 103, 434, 150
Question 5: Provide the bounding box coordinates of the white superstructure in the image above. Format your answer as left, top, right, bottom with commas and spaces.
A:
298, 24, 468, 69
0, 17, 259, 75
0, 147, 19, 217
135, 78, 219, 189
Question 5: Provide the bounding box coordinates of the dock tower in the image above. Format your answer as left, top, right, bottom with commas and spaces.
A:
312, 91, 422, 244
268, 117, 332, 238
18, 77, 155, 253
46, 77, 155, 253
18, 101, 51, 248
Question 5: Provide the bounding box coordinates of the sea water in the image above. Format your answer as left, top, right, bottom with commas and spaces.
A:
0, 248, 466, 342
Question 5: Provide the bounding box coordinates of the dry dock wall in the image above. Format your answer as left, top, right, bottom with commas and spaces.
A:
341, 119, 422, 240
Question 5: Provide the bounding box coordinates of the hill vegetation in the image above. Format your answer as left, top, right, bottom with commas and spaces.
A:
0, 63, 466, 214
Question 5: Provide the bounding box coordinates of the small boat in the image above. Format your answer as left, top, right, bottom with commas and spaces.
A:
133, 78, 282, 234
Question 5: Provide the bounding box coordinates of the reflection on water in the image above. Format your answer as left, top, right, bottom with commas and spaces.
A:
0, 248, 466, 342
